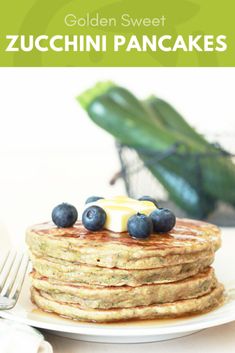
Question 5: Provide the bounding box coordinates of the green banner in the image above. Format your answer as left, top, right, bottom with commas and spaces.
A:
0, 0, 234, 66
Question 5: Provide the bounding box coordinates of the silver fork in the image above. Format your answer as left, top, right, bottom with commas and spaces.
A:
0, 250, 29, 310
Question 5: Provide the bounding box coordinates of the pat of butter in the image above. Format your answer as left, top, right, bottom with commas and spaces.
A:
85, 196, 156, 232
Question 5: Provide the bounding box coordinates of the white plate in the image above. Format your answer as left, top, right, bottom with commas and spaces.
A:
0, 230, 235, 343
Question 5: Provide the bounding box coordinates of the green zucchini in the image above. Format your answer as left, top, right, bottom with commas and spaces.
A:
144, 96, 208, 146
83, 92, 203, 153
106, 85, 164, 127
144, 95, 235, 206
138, 152, 216, 218
102, 84, 217, 207
77, 82, 235, 214
100, 84, 235, 206
78, 86, 216, 216
143, 95, 218, 210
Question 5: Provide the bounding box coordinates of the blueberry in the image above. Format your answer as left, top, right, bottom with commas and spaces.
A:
150, 208, 176, 233
82, 205, 106, 231
52, 203, 78, 228
127, 213, 153, 239
85, 196, 104, 204
138, 195, 159, 208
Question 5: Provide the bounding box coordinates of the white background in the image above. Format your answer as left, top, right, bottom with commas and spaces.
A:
0, 68, 234, 244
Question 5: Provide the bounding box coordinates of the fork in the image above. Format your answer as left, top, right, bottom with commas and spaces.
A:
0, 250, 29, 310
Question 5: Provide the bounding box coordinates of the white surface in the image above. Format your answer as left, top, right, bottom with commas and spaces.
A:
0, 68, 235, 245
0, 228, 234, 344
0, 319, 53, 353
45, 321, 235, 353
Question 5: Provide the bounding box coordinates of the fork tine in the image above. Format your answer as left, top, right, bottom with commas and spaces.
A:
0, 250, 10, 273
10, 253, 29, 301
2, 253, 24, 298
1, 253, 23, 297
0, 250, 17, 292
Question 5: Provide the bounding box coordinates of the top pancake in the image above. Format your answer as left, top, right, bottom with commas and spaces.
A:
26, 218, 221, 270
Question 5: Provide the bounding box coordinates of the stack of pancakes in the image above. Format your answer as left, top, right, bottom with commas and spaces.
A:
26, 218, 224, 322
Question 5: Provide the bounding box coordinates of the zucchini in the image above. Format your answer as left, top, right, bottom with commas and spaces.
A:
78, 85, 216, 217
144, 95, 235, 205
143, 95, 218, 211
138, 152, 216, 218
85, 94, 172, 151
106, 85, 164, 127
83, 92, 203, 153
102, 85, 217, 209
77, 82, 235, 214
144, 96, 208, 146
100, 84, 235, 206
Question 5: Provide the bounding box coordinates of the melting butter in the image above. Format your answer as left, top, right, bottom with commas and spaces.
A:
86, 196, 156, 232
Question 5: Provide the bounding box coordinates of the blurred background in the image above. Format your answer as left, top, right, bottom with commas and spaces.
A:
0, 67, 235, 245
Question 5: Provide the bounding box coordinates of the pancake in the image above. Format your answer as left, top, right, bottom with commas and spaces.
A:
26, 218, 221, 270
27, 216, 224, 322
31, 283, 224, 323
29, 251, 214, 287
30, 267, 217, 309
